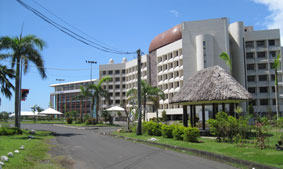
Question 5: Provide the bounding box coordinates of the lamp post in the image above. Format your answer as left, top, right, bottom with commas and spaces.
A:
85, 60, 97, 84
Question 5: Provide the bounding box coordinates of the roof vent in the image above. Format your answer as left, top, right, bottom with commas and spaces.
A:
109, 59, 114, 64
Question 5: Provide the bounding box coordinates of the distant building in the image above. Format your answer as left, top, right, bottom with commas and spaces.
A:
50, 79, 98, 116
99, 17, 283, 119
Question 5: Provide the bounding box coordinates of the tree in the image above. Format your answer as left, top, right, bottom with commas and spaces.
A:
148, 87, 165, 122
0, 35, 47, 128
121, 100, 130, 131
127, 80, 153, 121
0, 65, 15, 101
273, 52, 281, 120
74, 86, 91, 123
88, 76, 111, 124
219, 52, 232, 72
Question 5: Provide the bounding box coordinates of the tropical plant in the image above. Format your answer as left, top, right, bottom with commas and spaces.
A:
148, 87, 165, 122
219, 52, 232, 72
273, 52, 281, 120
0, 35, 47, 128
74, 86, 91, 123
162, 110, 168, 123
0, 65, 15, 101
0, 111, 9, 122
127, 80, 154, 121
121, 100, 130, 131
88, 76, 111, 124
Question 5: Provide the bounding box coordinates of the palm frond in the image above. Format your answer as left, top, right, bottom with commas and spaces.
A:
219, 52, 232, 72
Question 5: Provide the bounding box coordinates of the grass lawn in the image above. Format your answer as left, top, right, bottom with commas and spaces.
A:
21, 120, 65, 124
0, 130, 63, 169
114, 127, 283, 169
65, 123, 120, 127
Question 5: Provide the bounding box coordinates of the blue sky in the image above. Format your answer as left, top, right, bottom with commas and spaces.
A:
0, 0, 282, 112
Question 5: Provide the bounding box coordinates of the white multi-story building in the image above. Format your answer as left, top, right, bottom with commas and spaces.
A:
63, 17, 283, 120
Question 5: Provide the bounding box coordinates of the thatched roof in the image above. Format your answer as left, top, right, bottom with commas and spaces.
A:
170, 65, 252, 105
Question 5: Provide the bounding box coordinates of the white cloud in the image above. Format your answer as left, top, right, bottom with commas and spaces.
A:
252, 0, 283, 41
169, 10, 179, 17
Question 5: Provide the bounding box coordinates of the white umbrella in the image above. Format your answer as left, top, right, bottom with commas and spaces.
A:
9, 111, 46, 117
106, 106, 125, 112
39, 108, 63, 115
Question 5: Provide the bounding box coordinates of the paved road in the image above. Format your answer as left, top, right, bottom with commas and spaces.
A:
22, 124, 236, 169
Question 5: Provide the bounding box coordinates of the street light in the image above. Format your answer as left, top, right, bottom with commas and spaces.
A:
86, 60, 97, 84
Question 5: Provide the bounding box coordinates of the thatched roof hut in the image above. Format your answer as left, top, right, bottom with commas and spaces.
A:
170, 65, 252, 105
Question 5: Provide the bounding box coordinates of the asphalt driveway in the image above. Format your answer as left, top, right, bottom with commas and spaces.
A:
22, 124, 237, 169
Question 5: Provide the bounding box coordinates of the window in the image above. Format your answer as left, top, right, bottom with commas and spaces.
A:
258, 63, 267, 70
122, 77, 126, 81
246, 53, 254, 59
245, 41, 254, 48
115, 77, 120, 81
259, 75, 268, 81
247, 64, 255, 70
122, 69, 125, 74
256, 40, 265, 47
248, 87, 256, 93
115, 85, 120, 89
247, 76, 255, 82
260, 99, 269, 105
269, 51, 276, 58
115, 70, 120, 74
109, 93, 113, 96
257, 52, 266, 58
269, 40, 275, 46
108, 85, 113, 89
272, 99, 276, 105
251, 100, 257, 106
115, 92, 120, 96
259, 87, 268, 93
271, 74, 275, 81
122, 92, 125, 96
272, 87, 275, 93
103, 71, 106, 75
122, 84, 126, 89
115, 100, 120, 104
108, 70, 113, 75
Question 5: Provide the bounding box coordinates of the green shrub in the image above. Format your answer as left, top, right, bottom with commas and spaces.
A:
183, 127, 200, 142
172, 124, 185, 140
277, 117, 283, 127
161, 124, 174, 138
85, 118, 96, 125
143, 121, 162, 136
66, 118, 73, 124
0, 127, 22, 135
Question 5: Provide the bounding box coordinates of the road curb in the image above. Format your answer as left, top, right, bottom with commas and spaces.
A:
53, 124, 98, 130
107, 133, 279, 169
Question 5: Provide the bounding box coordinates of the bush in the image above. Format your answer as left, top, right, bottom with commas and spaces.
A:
172, 124, 185, 140
85, 118, 96, 125
277, 117, 283, 127
161, 124, 174, 138
143, 121, 162, 136
0, 127, 22, 135
183, 127, 200, 142
66, 118, 73, 124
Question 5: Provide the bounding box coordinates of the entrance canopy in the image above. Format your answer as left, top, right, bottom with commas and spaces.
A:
39, 108, 63, 115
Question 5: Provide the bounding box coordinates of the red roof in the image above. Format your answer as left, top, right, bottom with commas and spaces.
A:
149, 24, 182, 53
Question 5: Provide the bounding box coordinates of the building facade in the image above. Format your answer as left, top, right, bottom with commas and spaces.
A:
99, 17, 283, 119
50, 79, 98, 116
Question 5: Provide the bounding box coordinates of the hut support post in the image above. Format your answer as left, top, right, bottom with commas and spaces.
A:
212, 103, 216, 119
190, 106, 193, 127
182, 105, 188, 127
222, 103, 225, 112
229, 103, 234, 116
193, 105, 196, 127
202, 104, 205, 130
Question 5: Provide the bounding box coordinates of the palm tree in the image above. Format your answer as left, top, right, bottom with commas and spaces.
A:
0, 35, 47, 128
219, 52, 232, 72
148, 87, 165, 122
88, 76, 111, 124
273, 52, 281, 120
127, 80, 153, 121
74, 86, 91, 123
0, 65, 15, 101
